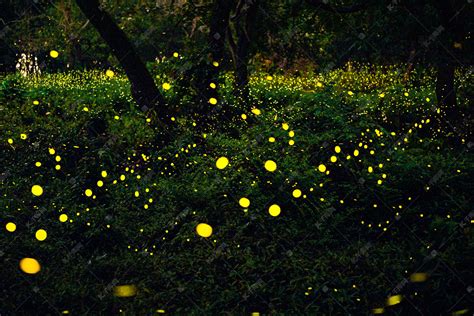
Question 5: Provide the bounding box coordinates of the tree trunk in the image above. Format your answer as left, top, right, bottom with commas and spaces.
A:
205, 0, 233, 101
233, 0, 258, 104
75, 0, 166, 116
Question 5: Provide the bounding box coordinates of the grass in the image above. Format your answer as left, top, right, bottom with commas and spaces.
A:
0, 64, 473, 314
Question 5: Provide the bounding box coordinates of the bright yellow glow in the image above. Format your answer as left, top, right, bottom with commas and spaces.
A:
31, 185, 43, 196
97, 180, 104, 187
292, 189, 302, 198
330, 156, 337, 163
85, 189, 93, 197
6, 222, 16, 232
216, 157, 229, 169
196, 223, 213, 237
268, 204, 281, 217
210, 82, 216, 89
19, 258, 41, 274
387, 295, 402, 306
239, 197, 250, 208
353, 149, 359, 157
50, 50, 59, 58
282, 123, 289, 130
162, 82, 171, 90
105, 69, 114, 78
59, 214, 68, 222
35, 229, 47, 241
318, 164, 327, 172
209, 98, 218, 105
264, 160, 277, 172
113, 285, 137, 297
251, 108, 261, 115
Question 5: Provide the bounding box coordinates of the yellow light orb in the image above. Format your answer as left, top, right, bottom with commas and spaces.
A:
292, 189, 302, 198
335, 145, 341, 153
318, 164, 327, 172
6, 222, 16, 232
97, 180, 104, 187
209, 97, 218, 105
59, 214, 68, 222
113, 285, 138, 297
105, 69, 114, 78
196, 223, 213, 238
264, 160, 277, 172
210, 82, 216, 89
216, 157, 229, 169
268, 204, 281, 217
239, 197, 250, 208
50, 50, 59, 58
31, 185, 43, 196
35, 229, 47, 241
85, 189, 93, 197
330, 156, 337, 163
19, 258, 41, 274
162, 82, 171, 90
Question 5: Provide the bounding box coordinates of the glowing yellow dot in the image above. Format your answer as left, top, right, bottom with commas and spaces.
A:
353, 149, 359, 157
31, 185, 43, 196
114, 115, 120, 120
35, 162, 41, 167
7, 138, 13, 144
289, 139, 295, 146
239, 197, 250, 208
209, 98, 218, 105
318, 164, 327, 172
386, 295, 402, 306
55, 165, 61, 170
264, 160, 277, 172
212, 61, 219, 67
50, 50, 59, 58
33, 100, 39, 105
35, 229, 47, 241
241, 113, 247, 120
172, 52, 179, 58
162, 82, 171, 90
348, 91, 354, 96
59, 214, 68, 222
97, 180, 104, 187
101, 170, 107, 177
379, 93, 385, 98
330, 156, 337, 163
49, 148, 55, 155
120, 175, 125, 181
251, 108, 261, 115
216, 157, 229, 169
410, 272, 428, 282
269, 137, 275, 143
292, 189, 302, 198
268, 204, 281, 217
85, 189, 93, 197
6, 222, 16, 232
335, 146, 341, 153
83, 107, 89, 112
282, 123, 289, 130
266, 75, 273, 80
19, 258, 41, 274
368, 166, 373, 173
289, 130, 295, 137
105, 69, 114, 77
196, 223, 213, 237
210, 82, 216, 89
20, 133, 27, 140
113, 285, 138, 297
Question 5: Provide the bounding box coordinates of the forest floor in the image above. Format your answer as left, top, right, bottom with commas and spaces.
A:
0, 66, 473, 314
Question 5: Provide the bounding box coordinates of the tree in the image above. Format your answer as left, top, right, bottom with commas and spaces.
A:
75, 0, 167, 117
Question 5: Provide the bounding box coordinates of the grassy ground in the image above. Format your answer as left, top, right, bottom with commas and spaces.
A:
0, 65, 473, 315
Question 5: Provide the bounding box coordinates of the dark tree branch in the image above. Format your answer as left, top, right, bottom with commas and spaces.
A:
75, 0, 167, 117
